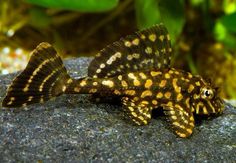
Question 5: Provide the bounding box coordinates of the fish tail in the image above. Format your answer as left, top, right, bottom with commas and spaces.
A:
2, 42, 72, 108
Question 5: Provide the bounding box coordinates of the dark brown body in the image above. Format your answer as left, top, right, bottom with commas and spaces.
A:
67, 68, 200, 111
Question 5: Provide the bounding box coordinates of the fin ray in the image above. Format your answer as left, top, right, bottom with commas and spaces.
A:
122, 97, 153, 125
164, 105, 195, 138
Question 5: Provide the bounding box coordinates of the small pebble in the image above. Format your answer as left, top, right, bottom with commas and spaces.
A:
0, 46, 29, 75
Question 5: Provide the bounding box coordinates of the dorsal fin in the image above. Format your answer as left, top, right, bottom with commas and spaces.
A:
88, 24, 172, 78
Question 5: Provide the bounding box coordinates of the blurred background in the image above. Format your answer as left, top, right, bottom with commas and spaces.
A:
0, 0, 235, 99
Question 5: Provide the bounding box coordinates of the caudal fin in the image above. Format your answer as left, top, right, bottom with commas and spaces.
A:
2, 42, 72, 108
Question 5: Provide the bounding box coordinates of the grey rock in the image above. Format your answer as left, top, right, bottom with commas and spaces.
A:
0, 57, 235, 162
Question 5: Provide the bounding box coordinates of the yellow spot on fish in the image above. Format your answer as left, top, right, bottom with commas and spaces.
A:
167, 101, 173, 107
89, 89, 97, 93
195, 81, 201, 86
67, 78, 73, 84
102, 80, 114, 88
155, 50, 160, 56
115, 52, 122, 58
145, 47, 152, 54
203, 107, 208, 114
138, 116, 144, 121
173, 121, 180, 127
171, 116, 177, 120
164, 92, 172, 99
159, 35, 165, 41
7, 97, 15, 105
80, 80, 87, 87
149, 34, 156, 42
96, 68, 101, 73
23, 85, 29, 92
128, 73, 136, 80
194, 94, 199, 99
169, 110, 175, 115
169, 69, 174, 74
190, 116, 194, 121
127, 55, 133, 60
62, 85, 66, 92
156, 92, 163, 99
124, 41, 132, 47
177, 132, 187, 138
132, 53, 140, 59
165, 73, 171, 79
125, 90, 136, 96
139, 72, 147, 79
188, 73, 193, 78
132, 38, 140, 45
142, 120, 148, 125
144, 79, 153, 89
175, 104, 184, 111
152, 100, 158, 105
186, 128, 193, 134
118, 75, 123, 80
141, 100, 149, 105
133, 80, 141, 86
188, 84, 195, 93
74, 87, 81, 92
159, 80, 167, 88
131, 112, 138, 117
174, 71, 180, 75
172, 78, 181, 93
114, 90, 121, 95
121, 80, 128, 87
141, 34, 146, 39
100, 63, 105, 68
93, 82, 98, 86
185, 98, 190, 108
106, 52, 121, 65
128, 106, 134, 112
141, 90, 152, 98
150, 71, 161, 76
176, 93, 183, 101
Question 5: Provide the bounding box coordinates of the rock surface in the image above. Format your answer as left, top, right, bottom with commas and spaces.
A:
0, 58, 235, 162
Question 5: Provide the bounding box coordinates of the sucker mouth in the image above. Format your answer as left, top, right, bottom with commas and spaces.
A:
216, 98, 225, 114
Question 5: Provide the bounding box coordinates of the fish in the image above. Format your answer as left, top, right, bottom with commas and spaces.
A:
1, 24, 224, 138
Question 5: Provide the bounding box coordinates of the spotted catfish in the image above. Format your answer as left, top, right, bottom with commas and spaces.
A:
2, 24, 224, 138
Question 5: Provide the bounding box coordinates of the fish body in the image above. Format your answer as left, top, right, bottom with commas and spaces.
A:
2, 24, 224, 138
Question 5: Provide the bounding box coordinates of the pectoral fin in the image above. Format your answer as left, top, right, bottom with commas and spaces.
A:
164, 105, 195, 138
122, 97, 153, 125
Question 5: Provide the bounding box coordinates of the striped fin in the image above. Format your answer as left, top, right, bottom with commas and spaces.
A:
2, 42, 71, 108
88, 23, 172, 78
122, 97, 153, 125
164, 105, 195, 138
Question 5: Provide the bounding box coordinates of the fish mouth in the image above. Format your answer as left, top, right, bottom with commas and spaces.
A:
215, 98, 225, 115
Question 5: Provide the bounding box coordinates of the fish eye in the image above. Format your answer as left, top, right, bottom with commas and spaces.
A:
201, 87, 214, 99
205, 90, 211, 97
